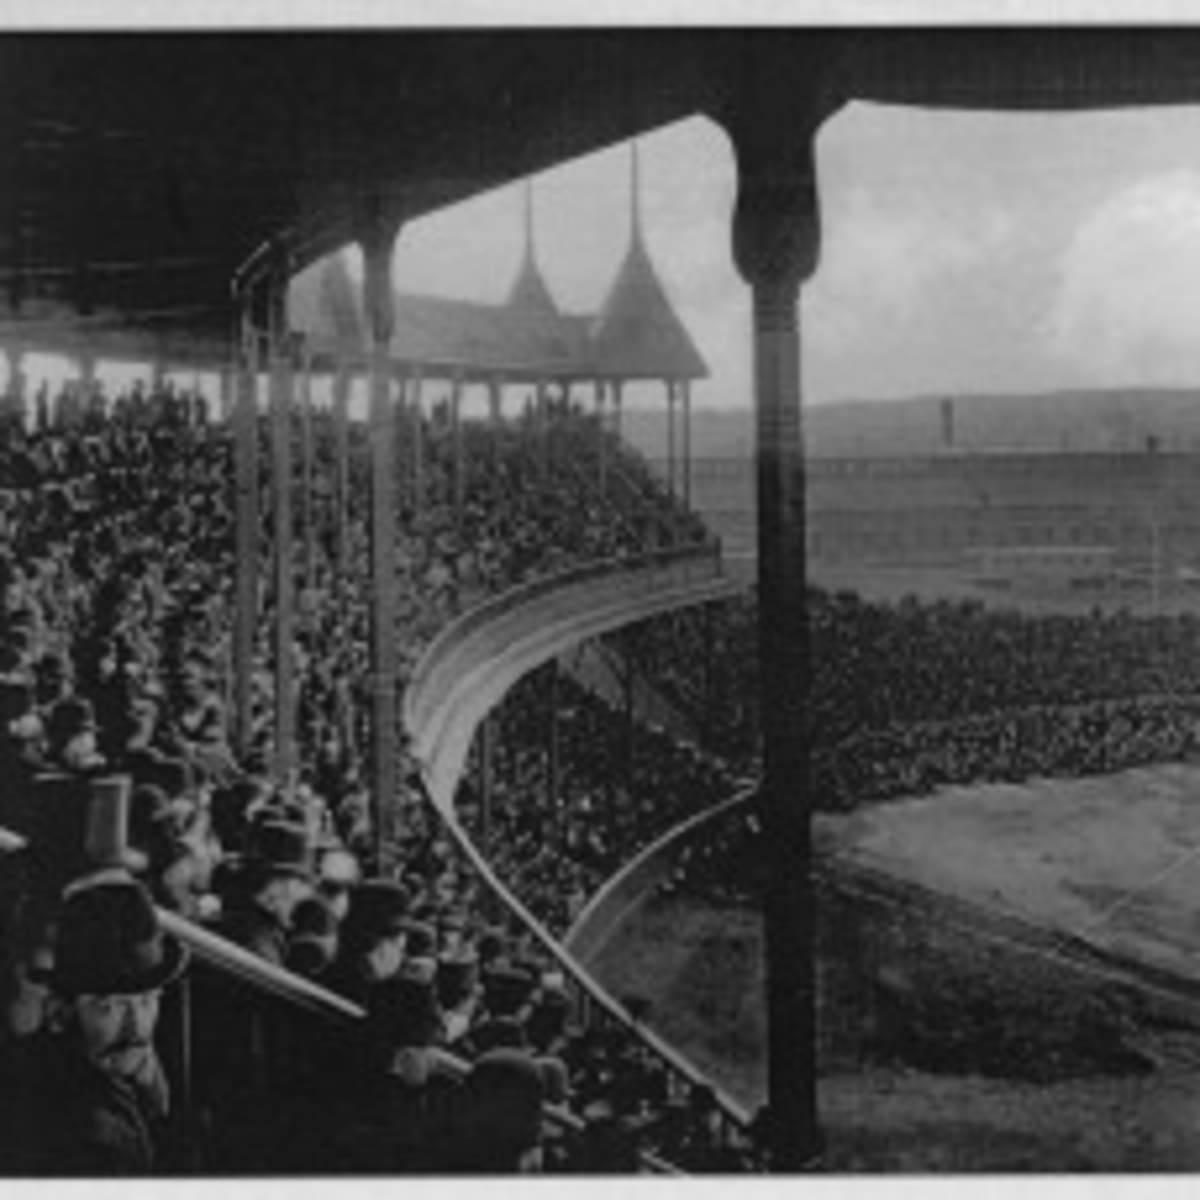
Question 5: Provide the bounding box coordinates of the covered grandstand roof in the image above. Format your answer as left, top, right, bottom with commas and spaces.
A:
8, 33, 1200, 354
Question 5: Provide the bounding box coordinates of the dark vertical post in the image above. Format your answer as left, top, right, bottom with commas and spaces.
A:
488, 375, 502, 475
218, 368, 233, 426
597, 379, 608, 493
730, 109, 826, 1170
537, 379, 548, 479
361, 208, 400, 873
666, 378, 677, 501
299, 344, 316, 595
411, 366, 425, 516
683, 377, 693, 512
267, 258, 296, 791
332, 356, 351, 577
233, 288, 259, 760
451, 369, 465, 524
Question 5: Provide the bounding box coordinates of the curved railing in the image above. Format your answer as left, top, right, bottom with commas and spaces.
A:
403, 540, 754, 1147
407, 538, 724, 742
564, 785, 759, 968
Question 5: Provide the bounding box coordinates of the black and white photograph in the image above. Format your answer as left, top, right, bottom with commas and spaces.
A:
9, 12, 1200, 1177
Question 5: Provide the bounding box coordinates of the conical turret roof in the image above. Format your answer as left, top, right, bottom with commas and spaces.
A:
505, 180, 559, 320
589, 144, 708, 380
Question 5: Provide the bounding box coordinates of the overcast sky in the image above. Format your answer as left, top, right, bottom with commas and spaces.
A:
361, 103, 1200, 410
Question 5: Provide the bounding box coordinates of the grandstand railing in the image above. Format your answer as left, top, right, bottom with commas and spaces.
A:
404, 539, 754, 1151
426, 800, 754, 1147
564, 784, 759, 972
407, 538, 725, 747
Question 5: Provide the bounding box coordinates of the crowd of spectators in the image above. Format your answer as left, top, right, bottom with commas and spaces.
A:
465, 668, 744, 936
11, 368, 1199, 1173
615, 587, 1200, 820
0, 373, 754, 1173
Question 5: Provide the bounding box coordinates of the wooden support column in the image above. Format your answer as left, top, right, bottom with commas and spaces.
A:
267, 260, 297, 791
613, 379, 624, 441
3, 349, 25, 429
536, 379, 548, 479
665, 378, 677, 500
410, 367, 425, 514
596, 379, 608, 492
233, 291, 260, 760
362, 209, 400, 872
730, 107, 827, 1170
218, 369, 233, 425
451, 369, 465, 523
299, 346, 316, 595
332, 357, 351, 578
488, 375, 502, 475
682, 378, 693, 511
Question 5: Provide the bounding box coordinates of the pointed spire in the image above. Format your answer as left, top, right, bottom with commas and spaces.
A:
506, 175, 559, 319
590, 139, 707, 381
523, 178, 536, 263
630, 139, 644, 248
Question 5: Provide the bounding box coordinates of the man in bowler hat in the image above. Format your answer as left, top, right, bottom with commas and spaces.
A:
0, 876, 188, 1174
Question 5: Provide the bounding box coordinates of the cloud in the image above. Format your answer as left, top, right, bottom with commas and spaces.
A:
805, 188, 1014, 355
1044, 171, 1200, 382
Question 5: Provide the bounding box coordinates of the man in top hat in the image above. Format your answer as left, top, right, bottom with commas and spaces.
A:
0, 876, 188, 1174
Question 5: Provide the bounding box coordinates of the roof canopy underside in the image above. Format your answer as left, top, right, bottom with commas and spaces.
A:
6, 31, 1200, 355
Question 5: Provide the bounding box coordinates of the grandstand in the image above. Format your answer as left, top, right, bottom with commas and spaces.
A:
8, 29, 1200, 1178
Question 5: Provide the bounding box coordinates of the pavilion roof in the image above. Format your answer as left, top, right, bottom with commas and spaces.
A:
291, 248, 707, 381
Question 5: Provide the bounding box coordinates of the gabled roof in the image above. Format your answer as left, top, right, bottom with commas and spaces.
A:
290, 255, 589, 377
